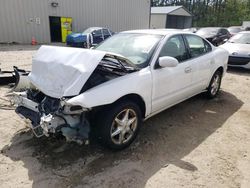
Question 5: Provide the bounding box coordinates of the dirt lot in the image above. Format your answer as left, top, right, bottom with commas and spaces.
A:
0, 45, 250, 188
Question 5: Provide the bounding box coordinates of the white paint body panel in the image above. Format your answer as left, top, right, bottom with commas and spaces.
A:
67, 67, 153, 116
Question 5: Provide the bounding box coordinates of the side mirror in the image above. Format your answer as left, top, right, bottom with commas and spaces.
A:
158, 56, 178, 68
223, 38, 228, 43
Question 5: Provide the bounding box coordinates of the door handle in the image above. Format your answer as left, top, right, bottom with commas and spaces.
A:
184, 67, 192, 73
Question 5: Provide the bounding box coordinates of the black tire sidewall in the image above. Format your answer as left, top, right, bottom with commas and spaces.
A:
207, 70, 222, 98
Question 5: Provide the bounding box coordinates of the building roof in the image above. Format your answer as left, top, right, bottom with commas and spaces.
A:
151, 6, 192, 16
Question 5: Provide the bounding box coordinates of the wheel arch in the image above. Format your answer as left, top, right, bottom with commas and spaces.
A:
114, 93, 146, 118
207, 66, 224, 89
216, 66, 224, 76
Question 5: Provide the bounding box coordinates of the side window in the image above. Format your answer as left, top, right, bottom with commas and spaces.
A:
103, 29, 110, 36
185, 35, 208, 58
159, 35, 189, 62
92, 29, 102, 36
218, 29, 223, 35
203, 39, 212, 53
221, 29, 228, 35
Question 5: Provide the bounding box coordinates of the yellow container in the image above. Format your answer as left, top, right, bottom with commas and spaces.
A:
61, 17, 72, 43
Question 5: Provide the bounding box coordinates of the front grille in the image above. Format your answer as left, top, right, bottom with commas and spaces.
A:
228, 56, 250, 65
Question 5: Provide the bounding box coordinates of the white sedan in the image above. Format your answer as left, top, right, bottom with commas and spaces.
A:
220, 31, 250, 69
13, 30, 229, 150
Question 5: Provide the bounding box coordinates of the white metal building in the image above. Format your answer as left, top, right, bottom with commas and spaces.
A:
0, 0, 150, 44
150, 6, 192, 29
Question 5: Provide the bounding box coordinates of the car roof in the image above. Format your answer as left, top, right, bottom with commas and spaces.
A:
87, 27, 107, 30
239, 31, 250, 34
121, 29, 192, 36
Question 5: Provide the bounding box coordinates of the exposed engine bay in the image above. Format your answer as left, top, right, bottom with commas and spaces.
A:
12, 47, 138, 144
81, 55, 137, 92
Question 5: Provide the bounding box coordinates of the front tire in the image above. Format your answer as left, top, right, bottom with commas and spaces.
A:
206, 70, 222, 98
96, 101, 142, 150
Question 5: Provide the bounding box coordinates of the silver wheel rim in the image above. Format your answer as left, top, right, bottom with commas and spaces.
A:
211, 74, 220, 95
110, 108, 138, 145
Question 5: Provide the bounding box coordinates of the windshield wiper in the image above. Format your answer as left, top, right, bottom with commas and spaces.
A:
101, 58, 130, 72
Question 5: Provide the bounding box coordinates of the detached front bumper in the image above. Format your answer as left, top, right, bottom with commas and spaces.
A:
13, 93, 90, 144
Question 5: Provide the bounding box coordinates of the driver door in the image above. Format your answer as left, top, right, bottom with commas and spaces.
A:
151, 35, 196, 113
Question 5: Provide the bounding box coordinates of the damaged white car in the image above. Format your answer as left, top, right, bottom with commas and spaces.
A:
12, 30, 229, 150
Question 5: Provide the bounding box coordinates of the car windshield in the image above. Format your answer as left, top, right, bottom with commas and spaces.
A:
228, 27, 241, 34
197, 28, 219, 35
95, 33, 163, 68
228, 33, 250, 44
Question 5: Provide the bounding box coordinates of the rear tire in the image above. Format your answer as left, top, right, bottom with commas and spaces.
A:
95, 100, 142, 150
206, 70, 222, 99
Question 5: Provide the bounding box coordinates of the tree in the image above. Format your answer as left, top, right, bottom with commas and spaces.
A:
151, 0, 250, 27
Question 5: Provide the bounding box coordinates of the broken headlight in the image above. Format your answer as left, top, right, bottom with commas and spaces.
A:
62, 105, 87, 114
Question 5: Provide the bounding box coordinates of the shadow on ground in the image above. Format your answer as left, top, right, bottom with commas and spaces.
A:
1, 91, 243, 188
227, 67, 250, 76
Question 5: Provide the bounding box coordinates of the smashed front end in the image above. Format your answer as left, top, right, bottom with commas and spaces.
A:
14, 90, 90, 144
11, 45, 138, 144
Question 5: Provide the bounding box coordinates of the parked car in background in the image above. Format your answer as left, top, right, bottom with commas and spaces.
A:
228, 26, 242, 36
220, 31, 250, 69
66, 27, 114, 48
242, 21, 250, 30
13, 30, 228, 150
196, 27, 231, 46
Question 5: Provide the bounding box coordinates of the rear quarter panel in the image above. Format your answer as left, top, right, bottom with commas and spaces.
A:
213, 47, 229, 75
206, 47, 229, 87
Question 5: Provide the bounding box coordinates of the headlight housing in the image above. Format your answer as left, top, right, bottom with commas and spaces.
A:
62, 104, 88, 114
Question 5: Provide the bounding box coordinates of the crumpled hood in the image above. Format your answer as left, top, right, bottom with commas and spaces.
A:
28, 45, 106, 98
220, 42, 250, 55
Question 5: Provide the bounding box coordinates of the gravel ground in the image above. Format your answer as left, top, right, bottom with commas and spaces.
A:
0, 45, 250, 188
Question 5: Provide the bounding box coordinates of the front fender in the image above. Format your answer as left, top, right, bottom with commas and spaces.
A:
66, 67, 152, 116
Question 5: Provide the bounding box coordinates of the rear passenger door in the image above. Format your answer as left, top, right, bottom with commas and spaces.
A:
183, 34, 214, 91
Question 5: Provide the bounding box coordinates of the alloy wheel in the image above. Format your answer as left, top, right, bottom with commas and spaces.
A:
110, 108, 138, 145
